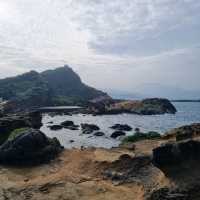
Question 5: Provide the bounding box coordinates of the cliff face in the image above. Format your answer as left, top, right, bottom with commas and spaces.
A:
0, 65, 108, 110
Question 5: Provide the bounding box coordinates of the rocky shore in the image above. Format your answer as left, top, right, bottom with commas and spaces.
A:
0, 110, 200, 199
88, 98, 177, 115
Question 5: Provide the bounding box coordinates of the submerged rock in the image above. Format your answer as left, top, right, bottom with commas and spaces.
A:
61, 120, 79, 130
0, 129, 63, 165
94, 132, 105, 136
81, 123, 100, 134
61, 120, 74, 127
110, 124, 132, 131
49, 125, 63, 130
111, 131, 126, 138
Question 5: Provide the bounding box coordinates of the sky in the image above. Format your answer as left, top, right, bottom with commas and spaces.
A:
0, 0, 200, 97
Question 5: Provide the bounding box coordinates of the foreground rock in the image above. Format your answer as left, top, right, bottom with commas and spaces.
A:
0, 129, 63, 165
0, 111, 42, 145
153, 139, 200, 167
110, 124, 132, 131
88, 98, 177, 115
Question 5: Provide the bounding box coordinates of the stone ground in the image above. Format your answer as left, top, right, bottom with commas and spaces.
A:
0, 138, 199, 200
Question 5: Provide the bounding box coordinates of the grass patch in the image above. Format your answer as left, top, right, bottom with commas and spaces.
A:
122, 131, 161, 144
8, 127, 30, 141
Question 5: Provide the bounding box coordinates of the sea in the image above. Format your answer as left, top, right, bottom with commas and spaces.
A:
40, 102, 200, 149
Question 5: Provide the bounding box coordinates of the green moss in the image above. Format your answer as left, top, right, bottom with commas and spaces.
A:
122, 131, 161, 144
8, 127, 29, 141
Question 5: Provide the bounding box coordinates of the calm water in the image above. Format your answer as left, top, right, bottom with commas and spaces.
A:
41, 102, 200, 149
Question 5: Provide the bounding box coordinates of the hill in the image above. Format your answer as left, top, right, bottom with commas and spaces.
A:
0, 65, 108, 111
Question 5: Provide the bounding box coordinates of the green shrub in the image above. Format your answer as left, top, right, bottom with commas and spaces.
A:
122, 131, 161, 144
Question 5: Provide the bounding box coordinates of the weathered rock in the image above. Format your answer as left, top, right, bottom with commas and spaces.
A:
49, 125, 63, 130
81, 123, 100, 134
0, 129, 63, 165
94, 132, 105, 136
153, 140, 200, 167
103, 154, 153, 184
110, 131, 126, 138
148, 187, 187, 200
163, 123, 200, 141
110, 124, 132, 131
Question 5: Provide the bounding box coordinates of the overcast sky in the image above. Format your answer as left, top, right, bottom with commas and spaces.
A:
0, 0, 200, 94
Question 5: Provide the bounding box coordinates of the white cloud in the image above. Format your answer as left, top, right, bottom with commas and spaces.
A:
0, 0, 199, 94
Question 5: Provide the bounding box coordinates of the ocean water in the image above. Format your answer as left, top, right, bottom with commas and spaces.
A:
41, 102, 200, 149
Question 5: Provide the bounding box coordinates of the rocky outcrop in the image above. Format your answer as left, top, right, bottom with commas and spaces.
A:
163, 123, 200, 141
0, 129, 63, 165
88, 98, 177, 115
153, 140, 200, 167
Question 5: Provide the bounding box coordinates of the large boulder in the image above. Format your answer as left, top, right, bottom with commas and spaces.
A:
153, 140, 200, 167
0, 112, 42, 144
0, 129, 63, 165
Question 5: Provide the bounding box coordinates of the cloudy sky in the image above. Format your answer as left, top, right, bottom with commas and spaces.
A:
0, 0, 200, 97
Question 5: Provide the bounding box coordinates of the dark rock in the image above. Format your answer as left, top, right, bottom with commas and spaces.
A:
0, 129, 63, 165
61, 120, 79, 130
81, 123, 100, 134
69, 140, 74, 143
61, 120, 74, 127
110, 131, 126, 138
148, 187, 187, 200
0, 112, 42, 145
49, 125, 63, 131
110, 124, 132, 131
66, 125, 79, 130
47, 121, 53, 124
94, 132, 105, 136
153, 140, 200, 167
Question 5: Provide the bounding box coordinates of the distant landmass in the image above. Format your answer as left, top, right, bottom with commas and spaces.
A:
106, 83, 200, 100
0, 65, 108, 110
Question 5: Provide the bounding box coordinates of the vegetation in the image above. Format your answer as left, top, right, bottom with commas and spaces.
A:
8, 128, 29, 141
0, 66, 107, 109
122, 131, 161, 144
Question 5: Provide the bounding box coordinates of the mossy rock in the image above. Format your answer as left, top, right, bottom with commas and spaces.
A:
8, 127, 30, 141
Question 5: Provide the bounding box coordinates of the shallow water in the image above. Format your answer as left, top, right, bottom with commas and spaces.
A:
41, 102, 200, 149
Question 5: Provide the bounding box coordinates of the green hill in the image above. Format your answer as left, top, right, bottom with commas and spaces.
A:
0, 65, 108, 110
